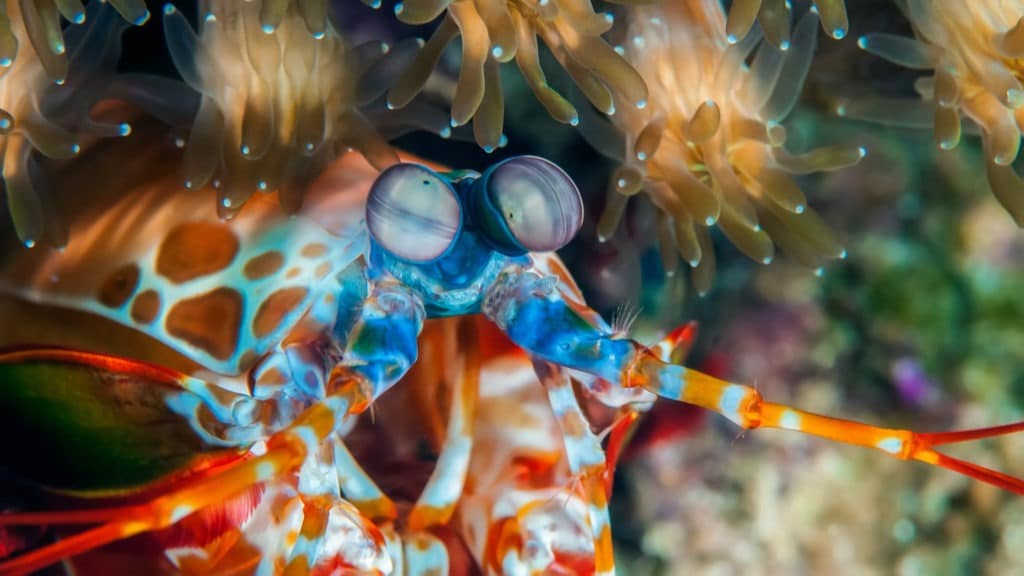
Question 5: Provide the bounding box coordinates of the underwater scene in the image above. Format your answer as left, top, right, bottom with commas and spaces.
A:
1, 0, 1024, 574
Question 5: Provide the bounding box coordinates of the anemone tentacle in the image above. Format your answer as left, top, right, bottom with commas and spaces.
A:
159, 0, 444, 216
850, 1, 1024, 226
0, 0, 132, 248
386, 0, 649, 151
585, 0, 862, 292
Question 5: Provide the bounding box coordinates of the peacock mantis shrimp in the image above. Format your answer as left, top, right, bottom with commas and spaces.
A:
1, 129, 1024, 575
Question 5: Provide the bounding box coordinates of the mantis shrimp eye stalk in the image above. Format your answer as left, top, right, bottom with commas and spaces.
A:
366, 162, 464, 262
583, 1, 863, 293
159, 0, 422, 216
0, 1, 132, 248
385, 0, 649, 151
849, 1, 1024, 226
469, 155, 584, 255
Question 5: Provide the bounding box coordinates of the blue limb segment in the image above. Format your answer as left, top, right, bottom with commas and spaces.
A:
333, 280, 425, 400
483, 266, 637, 383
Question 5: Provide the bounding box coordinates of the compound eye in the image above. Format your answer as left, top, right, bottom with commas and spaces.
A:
366, 163, 462, 262
478, 156, 583, 253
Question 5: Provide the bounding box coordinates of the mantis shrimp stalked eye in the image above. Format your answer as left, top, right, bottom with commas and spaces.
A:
848, 0, 1024, 227
1, 141, 1024, 575
367, 155, 583, 263
469, 156, 584, 254
384, 0, 649, 151
582, 0, 863, 293
366, 163, 463, 262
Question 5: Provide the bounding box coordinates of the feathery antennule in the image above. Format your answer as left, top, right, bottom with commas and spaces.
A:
610, 300, 641, 338
584, 0, 863, 293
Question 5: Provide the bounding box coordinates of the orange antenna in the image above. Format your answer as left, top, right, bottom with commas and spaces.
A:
627, 347, 1024, 495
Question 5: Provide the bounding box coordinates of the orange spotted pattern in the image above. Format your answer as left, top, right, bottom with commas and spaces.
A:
156, 222, 240, 284
97, 264, 140, 308
165, 288, 244, 360
252, 287, 309, 339
243, 251, 286, 280
130, 289, 161, 325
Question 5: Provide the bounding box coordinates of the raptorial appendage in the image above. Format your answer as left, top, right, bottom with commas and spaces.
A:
458, 334, 605, 575
725, 0, 849, 47
485, 256, 1024, 503
849, 1, 1024, 226
386, 0, 649, 151
159, 0, 434, 216
586, 0, 862, 293
0, 0, 131, 248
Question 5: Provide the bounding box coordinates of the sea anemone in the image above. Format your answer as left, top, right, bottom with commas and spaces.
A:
725, 0, 850, 47
850, 0, 1024, 226
385, 0, 648, 151
0, 0, 148, 83
585, 0, 862, 293
161, 0, 435, 215
233, 0, 332, 37
0, 0, 131, 247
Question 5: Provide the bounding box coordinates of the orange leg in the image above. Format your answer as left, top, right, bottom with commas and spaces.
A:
406, 316, 480, 532
399, 317, 480, 575
627, 348, 1024, 494
602, 323, 698, 494
0, 398, 348, 575
534, 360, 615, 576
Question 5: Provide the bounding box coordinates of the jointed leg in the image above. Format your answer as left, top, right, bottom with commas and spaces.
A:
602, 322, 700, 494
395, 317, 481, 575
487, 266, 1024, 496
403, 533, 450, 576
0, 398, 348, 575
331, 437, 398, 524
529, 326, 700, 576
283, 495, 391, 576
407, 316, 480, 532
325, 280, 433, 571
627, 346, 1024, 494
534, 360, 615, 576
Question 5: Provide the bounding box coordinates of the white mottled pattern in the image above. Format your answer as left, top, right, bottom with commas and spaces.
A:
718, 384, 751, 426
780, 409, 802, 431
876, 437, 905, 455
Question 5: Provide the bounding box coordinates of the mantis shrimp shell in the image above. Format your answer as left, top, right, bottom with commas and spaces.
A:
0, 126, 375, 380
0, 127, 609, 574
6, 113, 1024, 576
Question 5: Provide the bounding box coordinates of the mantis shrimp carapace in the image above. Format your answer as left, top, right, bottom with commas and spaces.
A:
0, 127, 1023, 575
